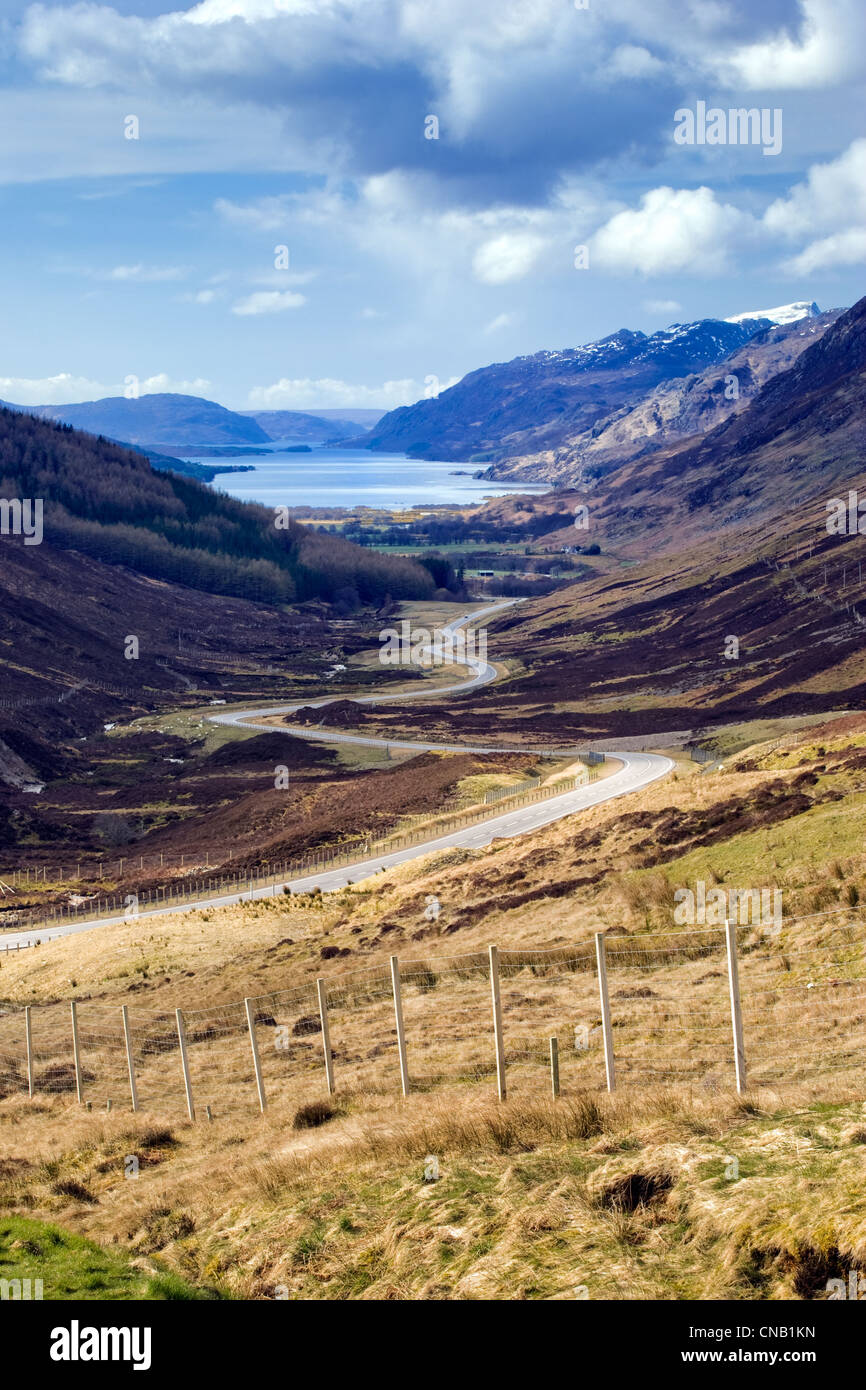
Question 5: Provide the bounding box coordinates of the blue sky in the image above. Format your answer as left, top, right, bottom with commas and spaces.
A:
0, 0, 864, 411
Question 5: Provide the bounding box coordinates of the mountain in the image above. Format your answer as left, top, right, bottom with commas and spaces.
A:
311, 409, 385, 429
361, 317, 774, 464
491, 310, 841, 486
542, 293, 866, 557
725, 300, 821, 326
240, 409, 360, 441
15, 393, 270, 449
440, 295, 866, 740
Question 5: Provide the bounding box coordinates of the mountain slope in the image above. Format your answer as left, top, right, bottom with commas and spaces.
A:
0, 406, 434, 608
241, 409, 359, 441
362, 317, 773, 463
19, 394, 270, 449
494, 310, 840, 486
583, 293, 866, 555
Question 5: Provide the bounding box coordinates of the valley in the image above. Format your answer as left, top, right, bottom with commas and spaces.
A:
2, 287, 866, 1314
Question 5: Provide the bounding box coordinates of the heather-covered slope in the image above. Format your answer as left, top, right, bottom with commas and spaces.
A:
490, 310, 841, 486
362, 317, 771, 463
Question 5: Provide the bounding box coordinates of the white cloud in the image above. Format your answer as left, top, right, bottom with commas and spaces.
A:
182, 288, 220, 304
248, 375, 461, 410
0, 373, 109, 406
592, 186, 753, 276
231, 289, 307, 316
642, 298, 682, 315
483, 312, 515, 333
764, 140, 866, 238
216, 187, 350, 233
783, 227, 866, 275
0, 371, 212, 406
136, 373, 213, 396
762, 138, 866, 273
717, 0, 866, 89
472, 232, 547, 284
102, 263, 186, 282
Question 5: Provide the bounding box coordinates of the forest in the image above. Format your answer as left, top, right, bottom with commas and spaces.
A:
0, 407, 435, 607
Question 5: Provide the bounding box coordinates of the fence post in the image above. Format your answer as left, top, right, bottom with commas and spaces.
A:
594, 933, 616, 1093
488, 944, 506, 1101
244, 998, 267, 1113
25, 1006, 33, 1098
70, 1001, 83, 1104
121, 1005, 138, 1113
390, 956, 410, 1097
725, 920, 748, 1094
549, 1035, 560, 1099
316, 978, 335, 1095
175, 1008, 195, 1121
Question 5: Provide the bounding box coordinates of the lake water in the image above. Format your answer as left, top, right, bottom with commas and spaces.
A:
186, 445, 549, 509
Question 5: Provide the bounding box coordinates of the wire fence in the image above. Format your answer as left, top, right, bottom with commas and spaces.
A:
0, 767, 601, 942
4, 911, 866, 1121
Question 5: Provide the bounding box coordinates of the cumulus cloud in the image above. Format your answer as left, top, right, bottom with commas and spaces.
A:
231, 289, 307, 315
762, 138, 866, 272
0, 371, 212, 405
472, 233, 547, 284
783, 227, 866, 275
248, 375, 461, 410
717, 0, 866, 89
591, 186, 754, 276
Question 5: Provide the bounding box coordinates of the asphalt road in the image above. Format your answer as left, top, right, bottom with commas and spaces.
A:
2, 602, 673, 947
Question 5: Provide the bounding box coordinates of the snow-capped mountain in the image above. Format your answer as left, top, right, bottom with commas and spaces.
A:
360, 317, 775, 462
725, 301, 821, 326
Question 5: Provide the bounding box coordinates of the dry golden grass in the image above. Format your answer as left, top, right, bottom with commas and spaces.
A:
3, 715, 866, 1299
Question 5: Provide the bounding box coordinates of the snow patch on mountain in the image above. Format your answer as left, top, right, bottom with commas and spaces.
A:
725, 301, 820, 326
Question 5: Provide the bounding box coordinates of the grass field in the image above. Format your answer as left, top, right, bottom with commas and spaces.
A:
3, 711, 866, 1299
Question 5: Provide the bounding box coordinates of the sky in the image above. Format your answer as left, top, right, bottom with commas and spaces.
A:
0, 0, 864, 412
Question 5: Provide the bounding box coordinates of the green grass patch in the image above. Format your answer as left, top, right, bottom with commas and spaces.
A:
0, 1217, 224, 1301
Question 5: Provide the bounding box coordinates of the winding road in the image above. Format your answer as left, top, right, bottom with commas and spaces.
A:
2, 601, 672, 947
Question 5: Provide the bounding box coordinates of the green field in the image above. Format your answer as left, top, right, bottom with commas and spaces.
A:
0, 1216, 224, 1301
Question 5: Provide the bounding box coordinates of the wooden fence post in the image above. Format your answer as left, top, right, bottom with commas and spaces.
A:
489, 944, 506, 1101
390, 956, 410, 1097
25, 1006, 33, 1099
594, 933, 616, 1093
175, 1008, 195, 1121
725, 920, 747, 1094
70, 1001, 83, 1104
121, 1005, 138, 1113
244, 998, 267, 1112
549, 1035, 560, 1099
316, 978, 335, 1096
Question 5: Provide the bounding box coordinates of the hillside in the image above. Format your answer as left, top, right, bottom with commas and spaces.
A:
575, 293, 866, 555
3, 714, 866, 1299
241, 410, 362, 442
0, 405, 432, 605
0, 406, 436, 755
491, 310, 840, 486
21, 394, 271, 449
361, 317, 773, 463
352, 297, 866, 745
